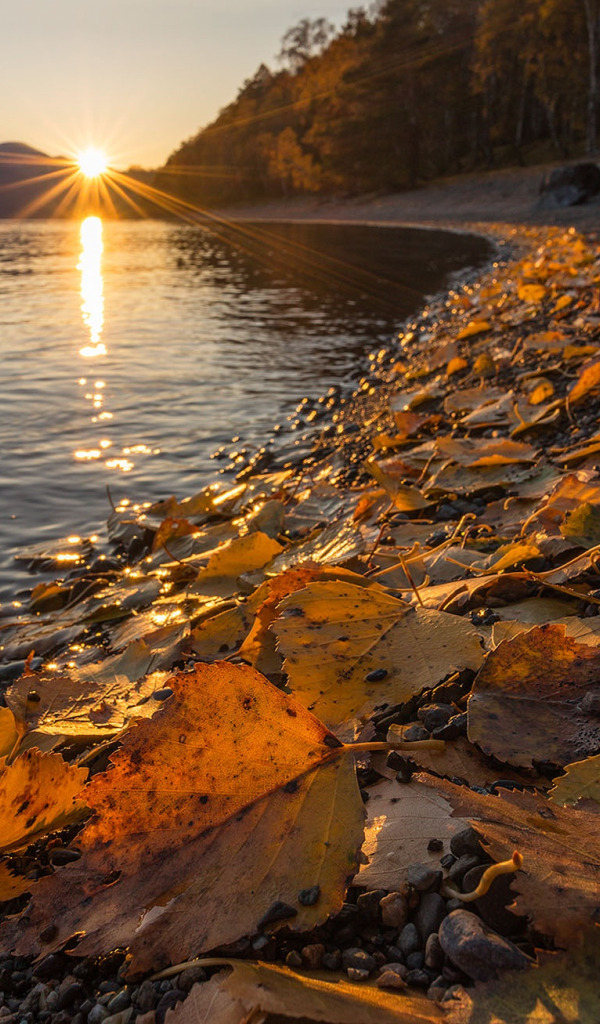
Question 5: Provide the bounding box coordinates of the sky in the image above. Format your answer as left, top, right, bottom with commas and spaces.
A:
1, 0, 353, 169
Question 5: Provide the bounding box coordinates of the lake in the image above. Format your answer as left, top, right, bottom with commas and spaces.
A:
0, 216, 491, 600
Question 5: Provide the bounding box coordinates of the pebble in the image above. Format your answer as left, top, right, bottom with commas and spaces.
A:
87, 1005, 109, 1024
447, 854, 481, 886
322, 951, 341, 971
425, 933, 444, 971
417, 704, 454, 732
379, 892, 408, 929
177, 967, 206, 993
155, 990, 186, 1024
133, 981, 156, 1014
432, 713, 468, 740
357, 889, 386, 919
407, 863, 442, 892
301, 944, 324, 969
427, 976, 447, 1002
450, 828, 482, 860
57, 980, 85, 1011
406, 952, 425, 970
440, 853, 456, 869
398, 923, 420, 956
347, 968, 370, 982
285, 950, 302, 968
107, 989, 131, 1014
341, 949, 376, 974
406, 969, 431, 988
376, 966, 407, 990
402, 724, 430, 742
439, 910, 531, 981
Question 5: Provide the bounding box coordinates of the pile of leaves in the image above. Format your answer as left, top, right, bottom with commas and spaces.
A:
1, 223, 600, 1023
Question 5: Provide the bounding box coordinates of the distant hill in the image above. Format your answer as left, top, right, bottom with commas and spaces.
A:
0, 143, 165, 219
0, 142, 69, 218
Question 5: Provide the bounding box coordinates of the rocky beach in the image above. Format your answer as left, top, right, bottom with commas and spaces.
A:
1, 165, 600, 1024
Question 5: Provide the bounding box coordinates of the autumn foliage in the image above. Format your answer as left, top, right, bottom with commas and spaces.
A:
1, 225, 600, 1021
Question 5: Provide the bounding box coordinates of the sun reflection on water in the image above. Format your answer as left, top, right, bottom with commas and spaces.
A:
78, 216, 106, 358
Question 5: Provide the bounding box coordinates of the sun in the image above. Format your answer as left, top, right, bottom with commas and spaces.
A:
77, 147, 108, 178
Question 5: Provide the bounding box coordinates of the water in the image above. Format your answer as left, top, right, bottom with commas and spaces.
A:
0, 217, 491, 599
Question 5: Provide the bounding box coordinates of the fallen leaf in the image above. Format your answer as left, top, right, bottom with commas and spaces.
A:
0, 749, 87, 854
517, 283, 546, 304
191, 961, 443, 1024
191, 532, 284, 597
274, 581, 483, 730
365, 460, 430, 512
0, 863, 31, 903
5, 640, 174, 746
569, 358, 600, 404
3, 664, 365, 974
358, 777, 465, 888
549, 754, 600, 808
468, 624, 600, 767
560, 503, 600, 548
457, 320, 491, 340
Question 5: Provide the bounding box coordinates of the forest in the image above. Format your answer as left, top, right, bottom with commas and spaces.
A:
156, 0, 600, 206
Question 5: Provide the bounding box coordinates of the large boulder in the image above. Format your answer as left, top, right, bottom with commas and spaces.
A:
538, 162, 600, 209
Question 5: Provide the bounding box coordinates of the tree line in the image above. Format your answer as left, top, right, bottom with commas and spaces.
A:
156, 0, 600, 206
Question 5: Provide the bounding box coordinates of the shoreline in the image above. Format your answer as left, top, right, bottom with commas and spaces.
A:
1, 200, 600, 1017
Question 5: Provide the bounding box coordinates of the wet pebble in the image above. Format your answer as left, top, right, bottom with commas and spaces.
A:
106, 989, 131, 1015
439, 910, 531, 981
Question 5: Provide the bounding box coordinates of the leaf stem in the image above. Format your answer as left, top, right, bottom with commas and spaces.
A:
443, 850, 523, 902
342, 739, 445, 754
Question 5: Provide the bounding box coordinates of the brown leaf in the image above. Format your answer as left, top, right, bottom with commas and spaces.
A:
3, 664, 364, 974
468, 624, 600, 768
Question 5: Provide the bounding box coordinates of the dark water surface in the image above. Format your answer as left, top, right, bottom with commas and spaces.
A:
0, 217, 490, 599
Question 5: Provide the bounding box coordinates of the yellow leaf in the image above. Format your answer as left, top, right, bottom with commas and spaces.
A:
216, 961, 442, 1024
0, 863, 31, 903
192, 532, 283, 597
456, 320, 491, 340
0, 750, 87, 854
552, 292, 574, 311
528, 379, 554, 405
365, 459, 430, 511
549, 754, 600, 808
5, 664, 365, 974
446, 356, 468, 376
274, 581, 483, 729
517, 283, 546, 303
569, 358, 600, 404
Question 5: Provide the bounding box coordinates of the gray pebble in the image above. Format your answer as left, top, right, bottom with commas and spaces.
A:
178, 967, 206, 993
107, 990, 130, 1015
341, 949, 376, 974
133, 982, 156, 1014
87, 1005, 109, 1024
155, 990, 186, 1024
414, 892, 446, 943
398, 923, 420, 956
347, 967, 370, 982
417, 704, 454, 732
427, 976, 447, 1002
322, 951, 341, 971
447, 854, 481, 885
407, 864, 442, 892
439, 910, 531, 981
425, 933, 444, 971
450, 828, 482, 859
402, 724, 430, 742
406, 969, 430, 988
406, 951, 424, 970
285, 951, 302, 968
